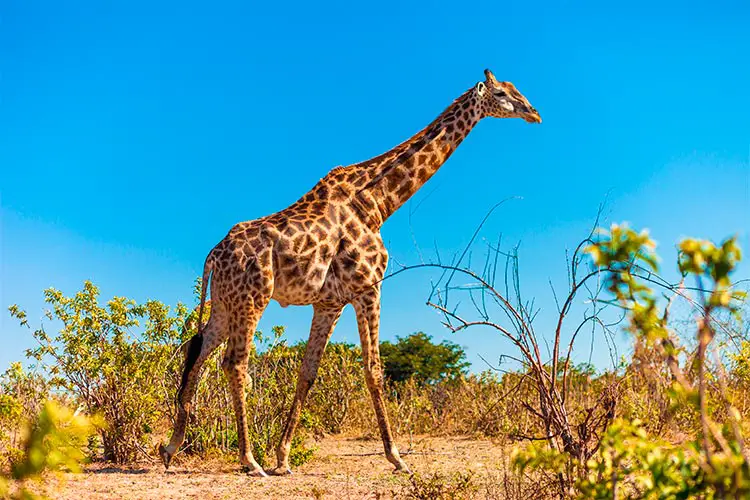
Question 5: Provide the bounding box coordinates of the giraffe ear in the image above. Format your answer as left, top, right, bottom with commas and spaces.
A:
475, 81, 487, 97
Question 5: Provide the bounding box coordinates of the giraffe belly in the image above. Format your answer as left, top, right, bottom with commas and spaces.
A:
271, 262, 382, 307
270, 257, 332, 307
271, 280, 322, 307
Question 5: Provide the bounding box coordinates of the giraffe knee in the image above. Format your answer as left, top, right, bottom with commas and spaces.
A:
363, 366, 384, 388
221, 352, 236, 374
221, 351, 247, 380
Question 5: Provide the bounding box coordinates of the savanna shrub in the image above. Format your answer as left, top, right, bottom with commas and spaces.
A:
306, 342, 366, 435
9, 286, 319, 467
514, 225, 749, 498
10, 282, 190, 463
0, 363, 50, 469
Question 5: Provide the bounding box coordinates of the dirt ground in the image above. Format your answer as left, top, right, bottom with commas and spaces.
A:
39, 435, 523, 499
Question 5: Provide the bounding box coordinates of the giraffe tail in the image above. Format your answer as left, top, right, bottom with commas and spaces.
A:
195, 250, 214, 332
177, 250, 214, 399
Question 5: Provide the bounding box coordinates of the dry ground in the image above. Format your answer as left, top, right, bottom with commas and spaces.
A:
38, 435, 530, 499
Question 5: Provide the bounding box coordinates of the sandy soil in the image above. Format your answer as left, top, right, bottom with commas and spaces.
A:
39, 435, 520, 499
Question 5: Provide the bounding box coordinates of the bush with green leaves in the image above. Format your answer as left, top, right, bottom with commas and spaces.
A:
10, 282, 189, 463
380, 332, 469, 385
304, 342, 365, 435
0, 363, 51, 469
7, 284, 322, 467
400, 471, 477, 500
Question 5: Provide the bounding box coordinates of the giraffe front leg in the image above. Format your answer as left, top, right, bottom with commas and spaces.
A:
273, 304, 344, 475
353, 290, 411, 474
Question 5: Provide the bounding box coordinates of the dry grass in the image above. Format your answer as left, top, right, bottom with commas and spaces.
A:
39, 435, 537, 500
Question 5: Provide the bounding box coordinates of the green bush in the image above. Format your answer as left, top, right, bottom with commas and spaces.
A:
380, 332, 469, 385
10, 282, 189, 463
400, 471, 477, 500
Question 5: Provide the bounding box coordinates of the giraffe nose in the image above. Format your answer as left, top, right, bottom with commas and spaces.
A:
524, 110, 542, 123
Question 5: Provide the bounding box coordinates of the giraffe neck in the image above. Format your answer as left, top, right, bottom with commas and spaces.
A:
350, 88, 481, 226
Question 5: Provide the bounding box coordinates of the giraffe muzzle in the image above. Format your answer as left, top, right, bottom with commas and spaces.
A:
524, 111, 542, 123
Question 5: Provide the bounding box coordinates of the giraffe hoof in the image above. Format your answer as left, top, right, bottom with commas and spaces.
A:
270, 467, 293, 476
392, 464, 412, 475
241, 465, 269, 478
158, 445, 172, 470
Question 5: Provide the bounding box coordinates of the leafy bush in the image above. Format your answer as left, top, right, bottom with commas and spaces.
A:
400, 471, 477, 500
380, 332, 469, 385
0, 363, 51, 470
306, 342, 365, 435
10, 282, 189, 463
7, 287, 321, 468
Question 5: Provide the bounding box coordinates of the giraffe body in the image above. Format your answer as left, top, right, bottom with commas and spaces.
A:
160, 69, 541, 475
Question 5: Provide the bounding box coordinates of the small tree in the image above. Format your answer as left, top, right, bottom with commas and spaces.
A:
380, 332, 469, 385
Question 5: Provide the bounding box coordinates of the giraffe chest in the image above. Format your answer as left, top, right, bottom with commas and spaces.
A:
316, 232, 389, 305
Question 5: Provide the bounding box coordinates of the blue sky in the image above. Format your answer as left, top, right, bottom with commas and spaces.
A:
1, 0, 748, 372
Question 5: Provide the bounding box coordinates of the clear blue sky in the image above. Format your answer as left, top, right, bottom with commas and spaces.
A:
1, 0, 748, 372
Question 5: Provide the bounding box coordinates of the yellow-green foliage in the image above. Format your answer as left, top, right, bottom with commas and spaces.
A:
10, 282, 191, 463
0, 363, 51, 471
1, 401, 99, 500
401, 471, 477, 500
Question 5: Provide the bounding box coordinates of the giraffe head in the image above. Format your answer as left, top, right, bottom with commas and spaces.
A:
475, 69, 541, 123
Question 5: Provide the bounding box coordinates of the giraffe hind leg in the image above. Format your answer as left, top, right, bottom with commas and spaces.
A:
160, 312, 227, 469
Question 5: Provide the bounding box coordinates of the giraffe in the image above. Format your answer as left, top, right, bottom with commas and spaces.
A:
159, 69, 541, 476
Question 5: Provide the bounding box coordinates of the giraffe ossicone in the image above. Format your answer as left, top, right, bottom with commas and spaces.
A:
161, 69, 540, 475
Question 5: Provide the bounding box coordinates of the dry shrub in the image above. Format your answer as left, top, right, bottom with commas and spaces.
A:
399, 471, 477, 500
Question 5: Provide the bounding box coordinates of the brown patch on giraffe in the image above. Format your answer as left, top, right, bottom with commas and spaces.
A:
319, 244, 333, 261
